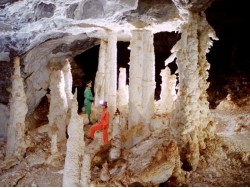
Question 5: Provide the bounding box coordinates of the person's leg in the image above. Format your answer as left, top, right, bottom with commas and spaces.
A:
88, 113, 91, 124
85, 103, 91, 123
90, 123, 102, 138
103, 129, 109, 144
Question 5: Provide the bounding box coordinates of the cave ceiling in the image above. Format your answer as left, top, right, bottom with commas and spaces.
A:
0, 0, 215, 61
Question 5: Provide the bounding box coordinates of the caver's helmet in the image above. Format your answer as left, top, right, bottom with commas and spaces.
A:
100, 100, 108, 108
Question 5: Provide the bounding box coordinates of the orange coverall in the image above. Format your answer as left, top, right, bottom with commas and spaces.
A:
89, 108, 110, 144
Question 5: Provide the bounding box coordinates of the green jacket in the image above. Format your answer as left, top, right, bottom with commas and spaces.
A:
84, 88, 94, 114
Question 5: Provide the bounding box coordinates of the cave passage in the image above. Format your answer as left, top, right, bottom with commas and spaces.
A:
205, 0, 250, 108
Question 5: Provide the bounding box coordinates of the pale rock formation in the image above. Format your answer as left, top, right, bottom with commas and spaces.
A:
62, 58, 73, 107
216, 94, 238, 111
105, 31, 117, 117
100, 162, 110, 182
0, 104, 9, 139
128, 29, 155, 128
6, 56, 28, 159
48, 67, 68, 154
110, 110, 121, 160
150, 114, 170, 132
156, 66, 177, 114
169, 11, 217, 170
117, 68, 129, 109
94, 40, 107, 107
63, 90, 84, 187
80, 154, 91, 187
137, 141, 183, 184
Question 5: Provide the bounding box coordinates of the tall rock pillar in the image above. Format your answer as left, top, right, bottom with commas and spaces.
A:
6, 56, 28, 159
106, 31, 117, 117
128, 29, 155, 128
94, 40, 107, 107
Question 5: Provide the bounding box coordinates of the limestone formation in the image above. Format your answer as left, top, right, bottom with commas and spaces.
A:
48, 67, 68, 154
128, 29, 155, 128
169, 11, 217, 170
110, 110, 122, 160
117, 68, 129, 109
63, 90, 84, 187
6, 56, 28, 159
106, 31, 118, 117
80, 153, 91, 187
157, 66, 177, 114
94, 40, 107, 107
62, 59, 73, 107
1, 0, 250, 187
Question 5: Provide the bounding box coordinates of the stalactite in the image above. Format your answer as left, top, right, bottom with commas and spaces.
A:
6, 56, 28, 159
63, 90, 84, 187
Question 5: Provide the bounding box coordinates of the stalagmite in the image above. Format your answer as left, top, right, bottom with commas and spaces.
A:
94, 40, 107, 107
100, 162, 110, 181
80, 154, 91, 187
63, 90, 84, 187
105, 31, 117, 116
48, 68, 68, 154
128, 29, 155, 127
110, 110, 121, 160
117, 68, 128, 109
169, 11, 217, 170
6, 56, 28, 159
159, 66, 177, 114
62, 58, 73, 107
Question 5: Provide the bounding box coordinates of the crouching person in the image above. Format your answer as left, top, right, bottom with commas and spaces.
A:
89, 101, 109, 144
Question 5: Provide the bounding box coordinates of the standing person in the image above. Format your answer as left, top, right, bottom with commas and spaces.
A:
89, 101, 110, 144
84, 80, 94, 124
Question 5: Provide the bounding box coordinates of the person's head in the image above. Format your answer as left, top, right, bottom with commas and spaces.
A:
100, 100, 108, 108
86, 80, 92, 88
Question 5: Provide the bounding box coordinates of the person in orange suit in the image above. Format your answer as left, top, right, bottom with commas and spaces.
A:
89, 101, 110, 144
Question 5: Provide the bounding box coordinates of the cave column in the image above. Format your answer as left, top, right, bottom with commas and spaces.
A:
105, 31, 117, 117
94, 40, 107, 107
6, 56, 28, 159
128, 29, 155, 128
170, 12, 217, 170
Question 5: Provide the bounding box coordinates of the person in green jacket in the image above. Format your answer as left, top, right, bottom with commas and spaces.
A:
84, 80, 94, 124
